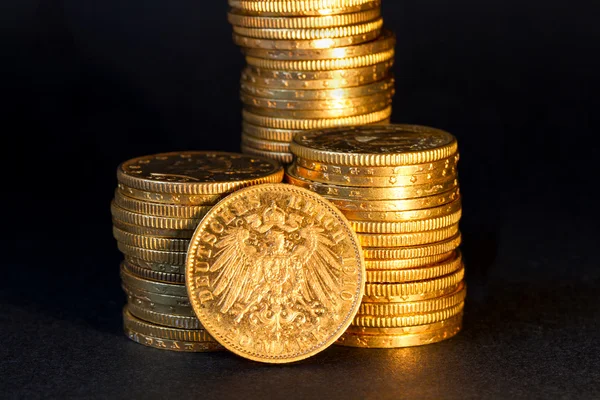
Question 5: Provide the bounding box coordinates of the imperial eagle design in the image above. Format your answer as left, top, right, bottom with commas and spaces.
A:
208, 201, 344, 333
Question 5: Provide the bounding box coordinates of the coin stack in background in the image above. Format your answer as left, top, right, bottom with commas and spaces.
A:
110, 151, 284, 352
227, 0, 395, 163
286, 125, 466, 348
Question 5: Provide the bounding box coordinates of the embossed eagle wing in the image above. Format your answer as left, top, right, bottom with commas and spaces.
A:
294, 226, 343, 310
209, 226, 262, 314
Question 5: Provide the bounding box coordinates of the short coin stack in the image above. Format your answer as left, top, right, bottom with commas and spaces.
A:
111, 151, 283, 352
227, 0, 395, 163
286, 124, 465, 348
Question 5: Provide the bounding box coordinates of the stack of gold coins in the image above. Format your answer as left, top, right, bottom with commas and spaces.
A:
227, 0, 395, 163
110, 151, 284, 352
286, 124, 465, 348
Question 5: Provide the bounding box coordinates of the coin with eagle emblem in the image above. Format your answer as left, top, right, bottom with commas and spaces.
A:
186, 183, 365, 363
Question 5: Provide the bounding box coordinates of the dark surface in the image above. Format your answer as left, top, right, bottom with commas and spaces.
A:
2, 0, 599, 398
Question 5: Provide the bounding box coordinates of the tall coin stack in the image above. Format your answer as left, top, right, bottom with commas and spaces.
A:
227, 0, 395, 163
110, 151, 284, 352
286, 125, 466, 348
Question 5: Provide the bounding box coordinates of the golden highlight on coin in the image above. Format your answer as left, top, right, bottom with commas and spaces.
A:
186, 184, 365, 363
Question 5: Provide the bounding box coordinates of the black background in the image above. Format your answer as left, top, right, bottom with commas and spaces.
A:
2, 0, 599, 398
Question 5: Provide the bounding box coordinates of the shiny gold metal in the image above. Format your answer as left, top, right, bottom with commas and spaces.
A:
356, 224, 459, 247
127, 302, 201, 329
113, 227, 190, 252
111, 203, 200, 230
232, 18, 383, 41
364, 268, 464, 297
290, 124, 458, 167
241, 134, 291, 153
350, 210, 462, 233
246, 48, 395, 71
117, 184, 223, 206
244, 95, 392, 118
125, 328, 224, 352
123, 308, 214, 342
123, 260, 185, 284
117, 151, 283, 195
125, 256, 186, 274
240, 89, 394, 110
234, 29, 381, 50
358, 283, 466, 315
121, 264, 187, 296
362, 282, 462, 303
361, 233, 461, 260
364, 251, 455, 270
241, 61, 393, 90
336, 313, 462, 348
242, 29, 394, 60
123, 284, 194, 315
117, 243, 186, 265
336, 198, 462, 222
365, 251, 462, 283
241, 77, 394, 101
322, 187, 460, 212
228, 0, 379, 16
241, 145, 294, 164
285, 170, 457, 200
242, 106, 392, 130
186, 184, 365, 363
113, 190, 212, 219
228, 8, 381, 29
352, 302, 464, 328
113, 219, 194, 239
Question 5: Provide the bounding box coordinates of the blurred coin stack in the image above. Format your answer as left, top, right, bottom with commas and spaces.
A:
110, 151, 283, 352
286, 124, 466, 348
227, 0, 395, 163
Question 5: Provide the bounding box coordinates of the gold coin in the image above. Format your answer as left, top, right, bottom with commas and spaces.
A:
123, 308, 214, 342
246, 48, 395, 71
125, 328, 224, 352
290, 162, 455, 187
338, 198, 462, 222
366, 251, 463, 283
125, 256, 185, 274
352, 302, 464, 328
235, 29, 381, 50
113, 190, 212, 219
296, 153, 459, 177
243, 106, 392, 130
362, 233, 462, 259
121, 264, 187, 296
228, 0, 378, 15
113, 219, 194, 239
290, 124, 458, 167
286, 170, 457, 200
123, 284, 194, 315
358, 282, 466, 315
118, 243, 186, 266
241, 77, 394, 101
241, 145, 294, 164
244, 95, 392, 119
356, 224, 459, 247
111, 203, 200, 230
240, 88, 393, 110
362, 282, 462, 303
123, 260, 185, 284
336, 313, 462, 348
242, 61, 393, 90
364, 251, 455, 270
228, 8, 381, 29
186, 183, 365, 364
241, 134, 291, 153
350, 210, 461, 234
364, 268, 464, 297
324, 187, 460, 211
113, 227, 190, 252
117, 151, 283, 195
117, 184, 222, 206
127, 302, 201, 329
232, 18, 383, 41
242, 29, 394, 60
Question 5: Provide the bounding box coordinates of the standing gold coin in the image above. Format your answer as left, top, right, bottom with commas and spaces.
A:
117, 151, 283, 195
290, 124, 458, 167
186, 183, 365, 363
